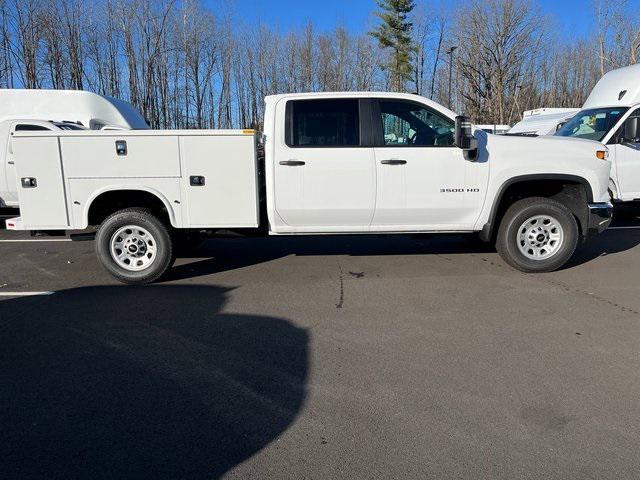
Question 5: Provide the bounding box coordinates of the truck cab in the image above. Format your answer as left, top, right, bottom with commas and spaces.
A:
263, 93, 485, 233
555, 64, 640, 202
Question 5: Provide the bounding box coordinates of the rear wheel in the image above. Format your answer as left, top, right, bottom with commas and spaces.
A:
496, 197, 578, 273
95, 208, 175, 284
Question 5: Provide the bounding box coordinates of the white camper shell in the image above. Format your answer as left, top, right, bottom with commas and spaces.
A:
0, 89, 149, 130
555, 64, 640, 202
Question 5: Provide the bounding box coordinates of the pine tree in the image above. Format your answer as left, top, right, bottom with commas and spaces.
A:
370, 0, 415, 92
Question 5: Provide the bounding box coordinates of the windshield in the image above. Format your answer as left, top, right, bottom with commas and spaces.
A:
555, 107, 628, 141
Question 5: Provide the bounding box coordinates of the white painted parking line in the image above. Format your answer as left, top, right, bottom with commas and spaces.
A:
0, 292, 54, 297
0, 239, 71, 242
609, 226, 640, 230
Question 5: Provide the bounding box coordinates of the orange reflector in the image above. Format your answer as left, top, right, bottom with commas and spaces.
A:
596, 150, 607, 160
243, 129, 256, 134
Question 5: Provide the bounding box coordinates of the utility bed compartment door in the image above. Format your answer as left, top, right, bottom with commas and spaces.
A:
180, 135, 258, 227
60, 135, 180, 178
12, 136, 69, 229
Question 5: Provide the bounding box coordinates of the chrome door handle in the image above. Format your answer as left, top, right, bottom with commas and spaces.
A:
380, 159, 407, 165
279, 160, 306, 166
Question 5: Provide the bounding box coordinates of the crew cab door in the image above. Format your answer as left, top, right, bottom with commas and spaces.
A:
612, 108, 640, 200
370, 99, 484, 230
273, 98, 375, 231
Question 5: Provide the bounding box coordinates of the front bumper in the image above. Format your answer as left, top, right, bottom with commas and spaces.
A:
585, 202, 613, 237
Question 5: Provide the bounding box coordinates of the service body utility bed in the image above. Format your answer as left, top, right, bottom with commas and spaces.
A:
10, 129, 259, 231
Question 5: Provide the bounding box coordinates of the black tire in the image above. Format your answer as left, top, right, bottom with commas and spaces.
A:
95, 208, 175, 284
496, 197, 579, 273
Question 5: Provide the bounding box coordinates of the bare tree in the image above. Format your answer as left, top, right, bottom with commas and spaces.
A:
11, 0, 42, 88
3, 0, 634, 130
455, 0, 545, 124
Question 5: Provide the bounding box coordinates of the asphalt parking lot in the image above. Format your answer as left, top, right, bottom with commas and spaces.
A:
2, 207, 640, 479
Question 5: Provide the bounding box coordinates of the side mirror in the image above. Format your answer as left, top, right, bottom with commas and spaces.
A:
455, 116, 478, 158
624, 116, 640, 143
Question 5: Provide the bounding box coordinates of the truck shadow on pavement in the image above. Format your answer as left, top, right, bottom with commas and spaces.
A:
166, 234, 496, 282
565, 229, 640, 268
0, 285, 309, 480
166, 225, 640, 281
565, 205, 640, 268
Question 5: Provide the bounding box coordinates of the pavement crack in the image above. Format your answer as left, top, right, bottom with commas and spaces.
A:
532, 276, 640, 316
336, 263, 344, 309
473, 254, 639, 315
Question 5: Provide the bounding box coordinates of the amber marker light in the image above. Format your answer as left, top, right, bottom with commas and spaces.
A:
596, 150, 608, 160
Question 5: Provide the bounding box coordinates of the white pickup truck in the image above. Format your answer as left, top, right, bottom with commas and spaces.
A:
6, 92, 613, 283
555, 64, 640, 203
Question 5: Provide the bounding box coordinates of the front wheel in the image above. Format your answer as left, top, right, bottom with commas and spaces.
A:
496, 197, 579, 273
95, 208, 175, 284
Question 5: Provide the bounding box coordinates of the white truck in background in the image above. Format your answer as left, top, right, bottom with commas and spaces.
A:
0, 89, 149, 208
475, 124, 511, 135
555, 64, 640, 203
6, 92, 613, 284
0, 89, 149, 131
509, 108, 579, 136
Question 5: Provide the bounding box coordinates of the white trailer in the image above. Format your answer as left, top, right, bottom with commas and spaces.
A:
6, 92, 613, 283
555, 64, 640, 202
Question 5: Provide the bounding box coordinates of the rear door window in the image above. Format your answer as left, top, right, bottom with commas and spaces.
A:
287, 99, 360, 147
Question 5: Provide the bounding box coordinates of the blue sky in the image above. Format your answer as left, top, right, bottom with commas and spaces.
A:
233, 0, 596, 40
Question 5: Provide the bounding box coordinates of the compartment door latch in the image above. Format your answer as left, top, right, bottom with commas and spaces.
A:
21, 177, 37, 188
115, 140, 127, 156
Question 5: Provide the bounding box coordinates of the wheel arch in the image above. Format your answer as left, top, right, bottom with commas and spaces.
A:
608, 177, 619, 201
479, 174, 593, 241
84, 187, 179, 228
